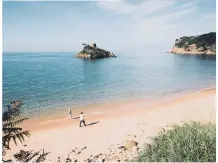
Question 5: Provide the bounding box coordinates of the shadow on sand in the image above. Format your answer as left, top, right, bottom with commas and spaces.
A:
71, 116, 80, 120
86, 121, 100, 126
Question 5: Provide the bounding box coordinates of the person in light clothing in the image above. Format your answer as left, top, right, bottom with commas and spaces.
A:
79, 112, 87, 127
68, 108, 72, 119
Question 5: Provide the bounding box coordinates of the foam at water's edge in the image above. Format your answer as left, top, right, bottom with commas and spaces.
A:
203, 86, 216, 91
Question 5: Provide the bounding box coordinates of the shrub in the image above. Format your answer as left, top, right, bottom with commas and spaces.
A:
135, 122, 216, 162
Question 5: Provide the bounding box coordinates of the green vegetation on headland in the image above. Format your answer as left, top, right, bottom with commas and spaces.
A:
175, 32, 216, 49
135, 122, 216, 162
76, 43, 117, 60
170, 32, 216, 55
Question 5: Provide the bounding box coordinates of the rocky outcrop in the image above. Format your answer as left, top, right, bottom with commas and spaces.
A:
57, 139, 140, 162
76, 43, 117, 59
169, 44, 216, 55
169, 32, 216, 55
83, 140, 140, 162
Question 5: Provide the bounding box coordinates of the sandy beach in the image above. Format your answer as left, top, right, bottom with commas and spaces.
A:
2, 1, 216, 162
5, 88, 216, 162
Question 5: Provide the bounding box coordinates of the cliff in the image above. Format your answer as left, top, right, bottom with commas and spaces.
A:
169, 32, 216, 55
76, 43, 116, 60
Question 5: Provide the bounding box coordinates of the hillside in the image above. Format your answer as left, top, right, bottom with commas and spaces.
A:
169, 32, 216, 55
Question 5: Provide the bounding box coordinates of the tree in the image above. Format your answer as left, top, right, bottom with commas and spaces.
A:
2, 100, 30, 152
14, 148, 49, 162
2, 100, 49, 162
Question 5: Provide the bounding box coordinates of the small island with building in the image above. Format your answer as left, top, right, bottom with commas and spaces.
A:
76, 43, 117, 60
169, 32, 216, 55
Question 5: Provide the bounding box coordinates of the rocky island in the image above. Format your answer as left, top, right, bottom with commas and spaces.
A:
76, 43, 116, 59
169, 32, 216, 55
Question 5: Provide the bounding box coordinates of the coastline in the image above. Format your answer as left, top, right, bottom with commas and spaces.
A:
20, 86, 215, 132
3, 51, 216, 121
169, 52, 216, 55
5, 87, 216, 161
19, 84, 215, 125
168, 46, 216, 55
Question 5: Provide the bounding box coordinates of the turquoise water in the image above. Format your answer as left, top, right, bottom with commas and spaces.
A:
3, 52, 216, 118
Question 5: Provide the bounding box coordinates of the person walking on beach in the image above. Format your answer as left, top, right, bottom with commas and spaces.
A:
68, 108, 72, 119
80, 112, 87, 127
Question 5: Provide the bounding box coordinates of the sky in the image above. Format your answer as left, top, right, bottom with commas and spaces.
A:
3, 0, 216, 52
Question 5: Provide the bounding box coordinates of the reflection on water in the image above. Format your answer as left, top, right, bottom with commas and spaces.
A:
195, 54, 216, 61
173, 53, 216, 61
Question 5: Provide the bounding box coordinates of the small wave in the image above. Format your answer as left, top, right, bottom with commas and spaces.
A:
203, 86, 216, 91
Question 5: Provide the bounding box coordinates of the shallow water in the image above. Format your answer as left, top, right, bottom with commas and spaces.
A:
3, 52, 216, 118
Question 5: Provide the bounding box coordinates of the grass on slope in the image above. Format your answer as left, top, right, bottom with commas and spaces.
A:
135, 122, 216, 162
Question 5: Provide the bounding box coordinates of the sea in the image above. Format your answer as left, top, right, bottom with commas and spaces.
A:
3, 52, 216, 118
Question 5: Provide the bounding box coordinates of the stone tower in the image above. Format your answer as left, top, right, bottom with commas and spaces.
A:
89, 43, 96, 48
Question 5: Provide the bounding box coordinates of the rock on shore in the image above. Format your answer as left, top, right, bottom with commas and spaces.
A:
76, 43, 117, 59
169, 44, 215, 55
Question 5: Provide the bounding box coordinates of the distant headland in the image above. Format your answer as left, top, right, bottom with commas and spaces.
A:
169, 32, 216, 55
76, 43, 117, 60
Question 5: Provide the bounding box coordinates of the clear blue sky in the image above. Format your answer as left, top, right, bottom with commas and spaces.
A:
3, 0, 216, 52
